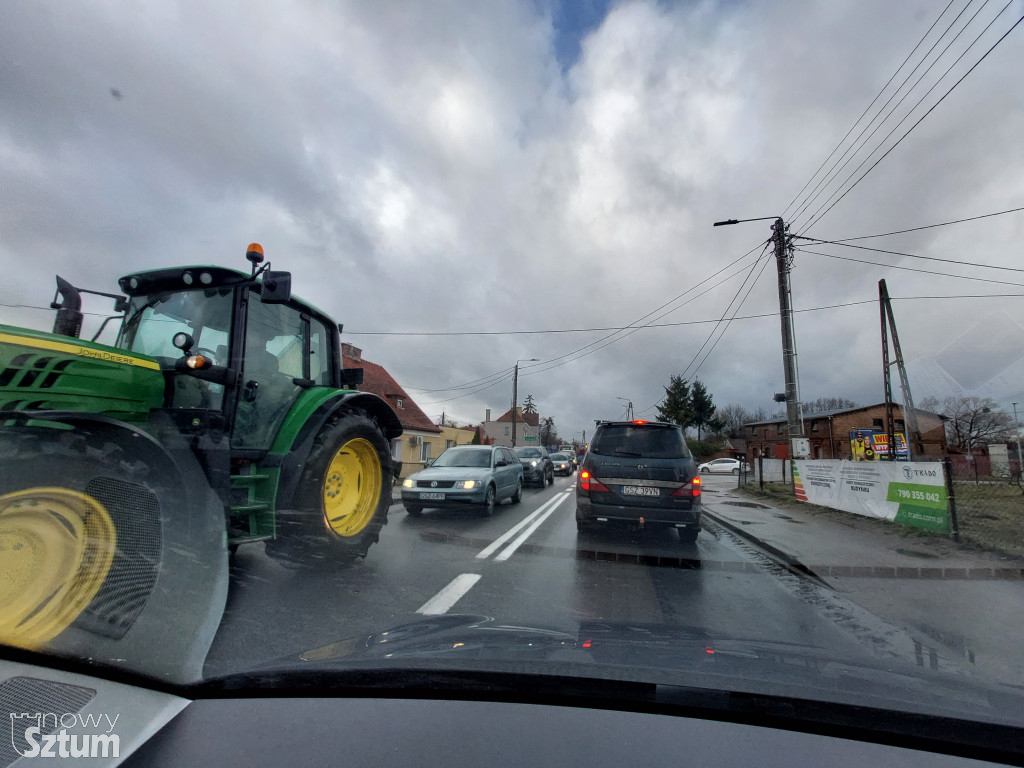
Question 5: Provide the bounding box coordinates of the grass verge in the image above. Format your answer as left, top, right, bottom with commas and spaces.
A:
737, 480, 1024, 559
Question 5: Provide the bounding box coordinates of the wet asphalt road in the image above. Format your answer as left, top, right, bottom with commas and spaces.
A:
203, 473, 884, 678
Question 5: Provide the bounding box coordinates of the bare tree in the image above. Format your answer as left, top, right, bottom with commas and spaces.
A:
803, 396, 859, 414
716, 404, 752, 437
929, 396, 1014, 453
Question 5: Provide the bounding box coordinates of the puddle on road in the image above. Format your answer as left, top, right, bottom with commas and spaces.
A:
895, 548, 940, 560
722, 501, 770, 510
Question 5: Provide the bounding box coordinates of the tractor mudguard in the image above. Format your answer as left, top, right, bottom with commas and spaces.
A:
0, 411, 228, 684
270, 391, 402, 512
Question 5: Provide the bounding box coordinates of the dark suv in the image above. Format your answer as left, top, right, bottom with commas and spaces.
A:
576, 420, 701, 543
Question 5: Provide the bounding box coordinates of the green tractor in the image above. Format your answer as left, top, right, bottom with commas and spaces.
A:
0, 244, 401, 679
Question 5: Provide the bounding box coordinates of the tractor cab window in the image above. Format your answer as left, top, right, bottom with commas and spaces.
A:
233, 296, 305, 450
309, 318, 332, 386
118, 289, 233, 363
117, 289, 234, 410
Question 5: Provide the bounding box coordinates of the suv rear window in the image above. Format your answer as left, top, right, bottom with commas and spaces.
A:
590, 425, 690, 459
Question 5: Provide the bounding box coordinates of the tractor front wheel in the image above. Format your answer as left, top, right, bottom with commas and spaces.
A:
266, 409, 392, 569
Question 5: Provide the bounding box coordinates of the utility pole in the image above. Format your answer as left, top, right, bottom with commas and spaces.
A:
511, 363, 519, 447
879, 279, 923, 459
510, 358, 538, 447
772, 218, 804, 445
714, 214, 803, 451
1013, 402, 1023, 477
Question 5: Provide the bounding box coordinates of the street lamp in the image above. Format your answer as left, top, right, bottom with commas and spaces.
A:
510, 358, 538, 447
616, 397, 634, 420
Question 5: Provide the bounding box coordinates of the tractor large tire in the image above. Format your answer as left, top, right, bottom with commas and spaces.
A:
0, 418, 228, 684
266, 409, 392, 569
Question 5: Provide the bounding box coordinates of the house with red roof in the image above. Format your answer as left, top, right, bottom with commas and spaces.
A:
341, 343, 441, 479
480, 406, 541, 447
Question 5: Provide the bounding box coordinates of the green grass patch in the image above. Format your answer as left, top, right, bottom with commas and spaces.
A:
952, 481, 1024, 557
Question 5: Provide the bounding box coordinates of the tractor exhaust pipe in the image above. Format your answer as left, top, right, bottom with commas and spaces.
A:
51, 275, 84, 338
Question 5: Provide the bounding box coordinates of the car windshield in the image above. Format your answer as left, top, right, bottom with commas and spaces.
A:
591, 425, 689, 459
431, 448, 493, 468
5, 1, 1024, 757
514, 448, 542, 458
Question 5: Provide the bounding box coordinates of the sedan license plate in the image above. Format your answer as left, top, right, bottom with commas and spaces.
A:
621, 485, 659, 497
420, 492, 445, 500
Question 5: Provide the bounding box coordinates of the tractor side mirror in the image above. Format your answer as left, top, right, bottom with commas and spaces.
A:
260, 271, 292, 304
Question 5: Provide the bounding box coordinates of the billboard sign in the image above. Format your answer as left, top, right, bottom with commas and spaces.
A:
793, 460, 949, 532
850, 429, 909, 461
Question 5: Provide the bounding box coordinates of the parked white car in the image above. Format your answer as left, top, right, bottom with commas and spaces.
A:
697, 457, 750, 475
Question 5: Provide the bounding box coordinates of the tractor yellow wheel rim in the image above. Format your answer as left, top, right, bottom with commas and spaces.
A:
0, 488, 116, 650
322, 438, 382, 537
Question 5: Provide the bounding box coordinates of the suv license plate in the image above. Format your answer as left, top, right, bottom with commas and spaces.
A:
622, 486, 659, 497
420, 492, 445, 500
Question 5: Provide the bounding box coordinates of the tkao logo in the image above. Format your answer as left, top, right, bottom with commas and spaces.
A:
903, 466, 914, 480
10, 712, 120, 759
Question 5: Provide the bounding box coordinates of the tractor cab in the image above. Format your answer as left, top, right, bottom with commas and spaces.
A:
114, 251, 340, 453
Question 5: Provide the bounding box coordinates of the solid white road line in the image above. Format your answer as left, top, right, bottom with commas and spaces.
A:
475, 492, 566, 560
416, 573, 482, 615
494, 490, 571, 562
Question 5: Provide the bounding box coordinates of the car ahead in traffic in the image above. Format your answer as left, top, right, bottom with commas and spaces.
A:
402, 445, 523, 517
550, 452, 575, 475
697, 457, 751, 475
576, 420, 701, 543
513, 445, 554, 487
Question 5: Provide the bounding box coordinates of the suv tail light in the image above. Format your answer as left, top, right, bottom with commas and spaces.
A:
671, 476, 701, 498
579, 470, 610, 493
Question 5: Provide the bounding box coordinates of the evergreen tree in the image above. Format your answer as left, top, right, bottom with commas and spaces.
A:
655, 375, 694, 428
690, 380, 720, 440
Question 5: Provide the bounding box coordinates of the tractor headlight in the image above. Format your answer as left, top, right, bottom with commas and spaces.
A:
402, 478, 414, 488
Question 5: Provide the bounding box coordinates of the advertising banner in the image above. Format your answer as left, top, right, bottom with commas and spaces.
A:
793, 460, 949, 532
850, 429, 909, 461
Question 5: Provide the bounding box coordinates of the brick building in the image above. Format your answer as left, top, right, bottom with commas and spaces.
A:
744, 403, 947, 460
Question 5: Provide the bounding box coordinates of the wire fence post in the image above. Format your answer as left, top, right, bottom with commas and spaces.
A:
943, 455, 960, 543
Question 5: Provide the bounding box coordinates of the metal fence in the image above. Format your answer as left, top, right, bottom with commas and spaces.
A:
737, 456, 791, 490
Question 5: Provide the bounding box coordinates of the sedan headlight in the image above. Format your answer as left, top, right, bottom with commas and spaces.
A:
531, 460, 538, 467
402, 478, 414, 488
456, 480, 478, 489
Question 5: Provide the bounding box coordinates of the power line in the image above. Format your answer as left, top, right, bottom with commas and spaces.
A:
406, 365, 514, 392
795, 236, 1024, 273
680, 245, 772, 381
690, 250, 775, 379
806, 205, 1024, 242
798, 248, 1024, 288
516, 242, 771, 379
640, 245, 773, 416
420, 371, 515, 405
788, 0, 973, 224
802, 5, 1024, 231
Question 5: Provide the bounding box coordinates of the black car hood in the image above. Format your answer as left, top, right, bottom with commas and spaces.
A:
226, 615, 1024, 728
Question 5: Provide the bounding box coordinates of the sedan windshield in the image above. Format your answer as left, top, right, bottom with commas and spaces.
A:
514, 448, 542, 458
431, 448, 493, 468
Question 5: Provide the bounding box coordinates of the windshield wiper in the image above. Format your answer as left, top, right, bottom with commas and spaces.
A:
612, 450, 642, 457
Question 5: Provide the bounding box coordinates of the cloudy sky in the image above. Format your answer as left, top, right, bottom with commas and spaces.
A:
3, 0, 1023, 438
